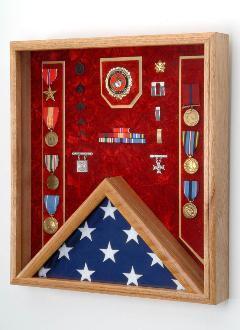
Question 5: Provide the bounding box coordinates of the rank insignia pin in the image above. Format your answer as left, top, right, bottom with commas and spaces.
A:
72, 152, 93, 173
155, 61, 166, 73
150, 154, 168, 174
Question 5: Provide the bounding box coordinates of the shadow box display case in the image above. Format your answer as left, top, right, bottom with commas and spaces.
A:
11, 33, 229, 304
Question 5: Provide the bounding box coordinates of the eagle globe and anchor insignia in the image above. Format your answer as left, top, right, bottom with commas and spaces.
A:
105, 67, 132, 100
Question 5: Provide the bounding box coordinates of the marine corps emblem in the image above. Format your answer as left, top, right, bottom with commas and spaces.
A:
105, 67, 132, 100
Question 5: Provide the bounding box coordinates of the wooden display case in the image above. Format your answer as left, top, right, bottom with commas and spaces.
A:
11, 33, 229, 304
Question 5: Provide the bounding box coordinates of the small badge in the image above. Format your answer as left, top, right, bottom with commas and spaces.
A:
150, 154, 168, 174
42, 68, 58, 101
72, 152, 93, 173
157, 129, 162, 144
155, 61, 166, 73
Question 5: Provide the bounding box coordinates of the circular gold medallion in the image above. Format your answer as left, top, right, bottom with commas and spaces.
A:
183, 108, 200, 127
43, 217, 58, 234
183, 202, 198, 219
45, 131, 58, 147
184, 157, 199, 174
47, 174, 59, 190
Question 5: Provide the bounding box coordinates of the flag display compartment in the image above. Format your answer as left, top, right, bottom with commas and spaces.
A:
11, 33, 229, 304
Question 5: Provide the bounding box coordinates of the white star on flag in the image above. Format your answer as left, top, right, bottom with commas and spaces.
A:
123, 226, 139, 244
58, 243, 73, 260
38, 267, 51, 278
100, 200, 117, 220
100, 241, 119, 263
147, 252, 164, 268
172, 279, 185, 290
77, 263, 95, 282
78, 221, 96, 241
123, 266, 143, 286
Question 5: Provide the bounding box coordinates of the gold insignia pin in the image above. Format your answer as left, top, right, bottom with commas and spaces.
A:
155, 61, 166, 73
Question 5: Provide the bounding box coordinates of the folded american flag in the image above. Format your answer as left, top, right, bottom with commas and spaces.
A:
38, 198, 184, 290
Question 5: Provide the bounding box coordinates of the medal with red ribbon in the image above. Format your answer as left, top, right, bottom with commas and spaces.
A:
42, 68, 58, 101
43, 107, 59, 147
182, 83, 200, 127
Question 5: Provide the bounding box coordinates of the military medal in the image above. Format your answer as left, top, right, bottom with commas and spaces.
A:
42, 68, 58, 101
72, 152, 93, 173
43, 107, 59, 147
45, 155, 59, 190
183, 108, 200, 126
43, 195, 60, 234
105, 67, 132, 100
182, 130, 199, 174
151, 82, 165, 96
150, 154, 167, 174
183, 180, 199, 219
182, 84, 200, 127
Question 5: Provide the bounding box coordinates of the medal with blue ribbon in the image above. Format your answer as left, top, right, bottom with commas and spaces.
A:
44, 155, 60, 190
183, 180, 199, 219
182, 130, 199, 174
43, 195, 59, 234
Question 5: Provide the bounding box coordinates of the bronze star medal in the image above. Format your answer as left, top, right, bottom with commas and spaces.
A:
43, 86, 56, 101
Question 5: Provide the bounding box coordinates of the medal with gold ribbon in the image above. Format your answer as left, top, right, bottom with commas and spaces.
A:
183, 180, 199, 219
43, 107, 59, 147
45, 155, 59, 190
182, 83, 200, 127
42, 68, 58, 101
43, 195, 59, 234
182, 130, 199, 174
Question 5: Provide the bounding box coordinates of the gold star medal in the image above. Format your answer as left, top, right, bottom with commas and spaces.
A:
43, 86, 56, 101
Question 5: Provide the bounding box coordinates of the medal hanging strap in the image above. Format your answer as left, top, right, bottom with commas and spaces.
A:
184, 181, 199, 202
44, 195, 60, 216
183, 131, 199, 157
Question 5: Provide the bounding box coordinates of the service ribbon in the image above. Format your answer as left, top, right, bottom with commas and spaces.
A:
184, 180, 199, 201
45, 155, 59, 173
44, 195, 60, 216
182, 83, 200, 108
182, 131, 199, 157
43, 107, 59, 130
42, 68, 58, 86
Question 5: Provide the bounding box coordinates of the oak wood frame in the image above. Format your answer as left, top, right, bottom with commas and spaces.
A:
10, 32, 229, 304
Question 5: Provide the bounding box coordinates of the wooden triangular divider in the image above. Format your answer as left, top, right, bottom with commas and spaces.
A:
16, 177, 203, 297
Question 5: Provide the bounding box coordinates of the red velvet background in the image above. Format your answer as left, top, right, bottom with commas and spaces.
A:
31, 44, 204, 264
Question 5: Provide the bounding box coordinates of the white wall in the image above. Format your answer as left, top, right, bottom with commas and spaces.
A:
1, 0, 239, 329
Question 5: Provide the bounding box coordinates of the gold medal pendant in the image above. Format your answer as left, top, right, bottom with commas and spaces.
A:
183, 108, 200, 127
45, 131, 58, 147
184, 157, 199, 174
47, 173, 59, 190
183, 202, 198, 219
43, 216, 59, 234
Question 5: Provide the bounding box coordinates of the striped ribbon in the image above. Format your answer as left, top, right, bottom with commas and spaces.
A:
182, 131, 199, 157
45, 155, 59, 173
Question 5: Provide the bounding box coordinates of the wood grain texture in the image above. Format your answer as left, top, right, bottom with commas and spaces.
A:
208, 33, 229, 304
10, 33, 229, 304
10, 33, 215, 51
